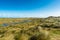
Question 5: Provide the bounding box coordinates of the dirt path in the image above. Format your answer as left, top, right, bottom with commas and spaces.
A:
51, 34, 60, 40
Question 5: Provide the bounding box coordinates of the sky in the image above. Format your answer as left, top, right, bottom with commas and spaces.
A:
0, 0, 60, 18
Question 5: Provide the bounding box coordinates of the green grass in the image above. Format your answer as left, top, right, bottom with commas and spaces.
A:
50, 29, 60, 35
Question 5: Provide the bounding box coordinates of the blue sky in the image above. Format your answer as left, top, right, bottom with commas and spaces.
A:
0, 0, 60, 18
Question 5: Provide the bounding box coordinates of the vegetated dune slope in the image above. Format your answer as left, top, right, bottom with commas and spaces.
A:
0, 16, 60, 40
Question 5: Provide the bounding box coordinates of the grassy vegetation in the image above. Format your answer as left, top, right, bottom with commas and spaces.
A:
0, 16, 60, 40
